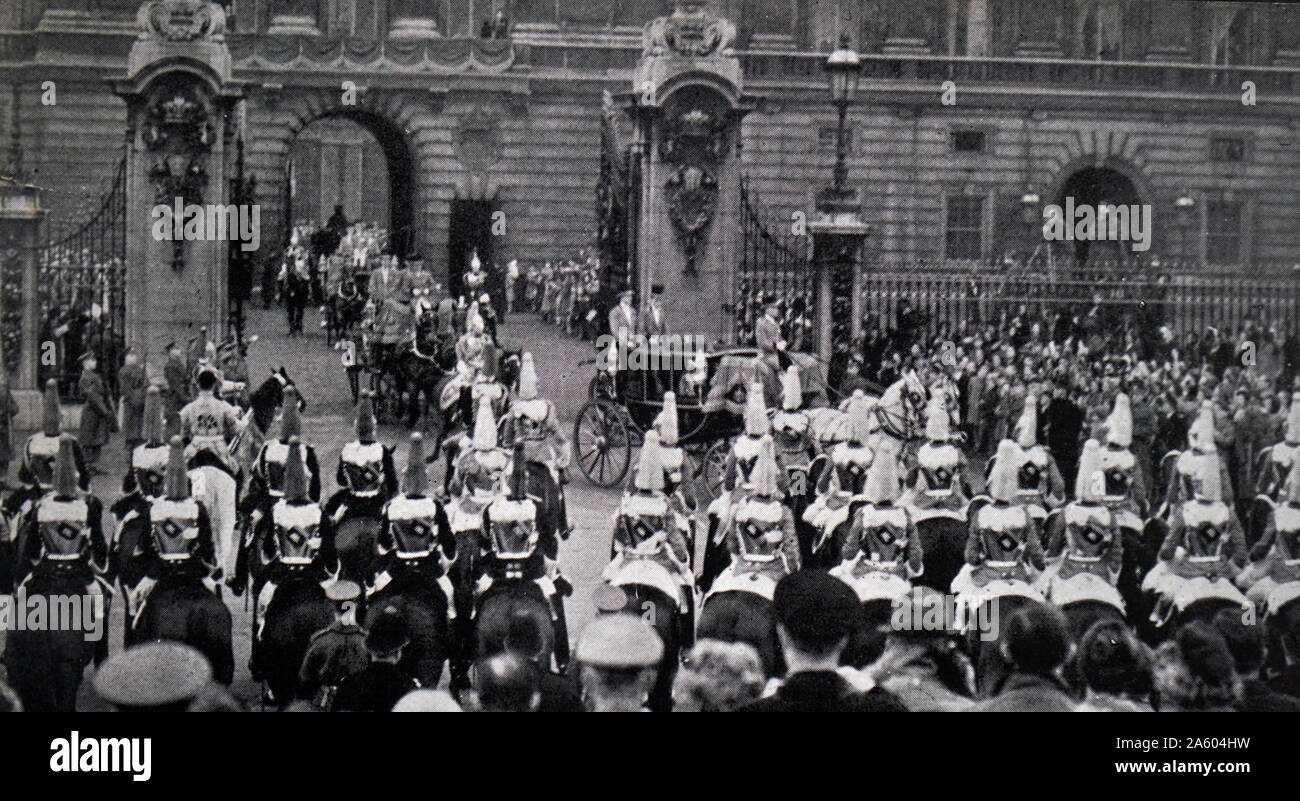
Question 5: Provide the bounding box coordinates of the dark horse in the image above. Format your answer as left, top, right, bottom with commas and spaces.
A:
603, 566, 687, 712
3, 564, 110, 712
247, 367, 303, 439
698, 584, 783, 679
368, 562, 452, 689
475, 579, 564, 671
914, 514, 969, 595
252, 570, 334, 707
433, 348, 521, 476
131, 568, 235, 685
334, 515, 382, 590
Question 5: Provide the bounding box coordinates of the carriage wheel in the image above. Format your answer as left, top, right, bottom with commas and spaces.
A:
371, 370, 401, 424
573, 400, 632, 488
698, 439, 731, 504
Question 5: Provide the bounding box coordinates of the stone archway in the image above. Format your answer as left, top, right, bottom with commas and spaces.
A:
1054, 164, 1144, 263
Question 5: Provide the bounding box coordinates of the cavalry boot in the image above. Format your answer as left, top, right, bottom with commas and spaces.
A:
551, 596, 571, 672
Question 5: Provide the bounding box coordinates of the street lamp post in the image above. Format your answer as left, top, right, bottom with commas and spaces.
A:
824, 35, 862, 203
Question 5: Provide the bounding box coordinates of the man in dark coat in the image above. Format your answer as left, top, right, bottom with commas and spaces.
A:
333, 606, 418, 712
298, 580, 370, 711
1212, 609, 1300, 712
162, 341, 191, 437
968, 602, 1076, 712
76, 351, 116, 475
117, 346, 148, 461
1041, 379, 1085, 491
741, 571, 909, 713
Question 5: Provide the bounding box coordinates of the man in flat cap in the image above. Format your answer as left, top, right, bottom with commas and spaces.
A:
740, 570, 908, 713
333, 606, 418, 712
93, 641, 213, 712
575, 613, 663, 712
298, 580, 370, 711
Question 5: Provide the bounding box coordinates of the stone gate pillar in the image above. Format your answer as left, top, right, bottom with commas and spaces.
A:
627, 1, 757, 343
112, 0, 244, 358
0, 180, 45, 425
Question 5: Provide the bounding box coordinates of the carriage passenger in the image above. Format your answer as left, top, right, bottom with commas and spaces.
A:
1097, 392, 1148, 532
1242, 455, 1300, 609
902, 398, 969, 520
372, 434, 456, 607
1039, 440, 1123, 603
951, 440, 1046, 598
1256, 392, 1300, 501
837, 454, 922, 581
501, 353, 571, 536
324, 392, 398, 526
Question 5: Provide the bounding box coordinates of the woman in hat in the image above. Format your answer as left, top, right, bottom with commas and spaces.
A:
76, 350, 117, 475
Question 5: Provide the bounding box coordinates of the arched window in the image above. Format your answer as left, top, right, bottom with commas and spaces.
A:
1077, 0, 1122, 60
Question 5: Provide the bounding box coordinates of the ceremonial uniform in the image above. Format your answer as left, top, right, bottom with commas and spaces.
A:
1007, 396, 1065, 520
834, 454, 921, 603
902, 398, 969, 521
179, 391, 240, 471
1040, 440, 1125, 611
771, 367, 818, 501
952, 440, 1046, 599
501, 353, 571, 535
1167, 401, 1236, 509
14, 436, 110, 598
721, 439, 800, 583
449, 398, 510, 538
324, 393, 398, 527
373, 435, 457, 611
333, 607, 419, 713
803, 391, 876, 550
241, 388, 322, 518
1242, 456, 1300, 609
298, 581, 370, 710
1095, 393, 1147, 532
1255, 393, 1300, 501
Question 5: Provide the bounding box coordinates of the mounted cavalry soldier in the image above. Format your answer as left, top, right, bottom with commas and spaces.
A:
1242, 456, 1300, 610
802, 390, 876, 559
449, 303, 491, 428
712, 438, 800, 594
373, 433, 457, 615
2, 381, 87, 592
902, 397, 970, 522
1097, 392, 1148, 534
833, 454, 922, 603
1039, 439, 1125, 612
1166, 400, 1236, 511
180, 365, 242, 579
242, 386, 322, 522
501, 352, 571, 537
112, 386, 169, 574
652, 391, 697, 551
1144, 451, 1248, 625
449, 398, 510, 551
1256, 392, 1300, 501
325, 392, 398, 527
952, 440, 1047, 601
605, 432, 695, 633
1001, 394, 1065, 522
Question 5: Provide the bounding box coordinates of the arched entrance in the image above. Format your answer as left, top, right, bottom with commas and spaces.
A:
1055, 166, 1143, 263
283, 109, 415, 256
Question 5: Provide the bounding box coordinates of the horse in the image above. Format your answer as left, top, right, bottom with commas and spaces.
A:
2, 563, 110, 712
434, 350, 520, 486
600, 568, 686, 712
914, 512, 970, 595
252, 570, 334, 707
367, 561, 451, 689
334, 514, 383, 590
475, 578, 565, 672
697, 579, 782, 679
873, 372, 928, 465
130, 567, 235, 685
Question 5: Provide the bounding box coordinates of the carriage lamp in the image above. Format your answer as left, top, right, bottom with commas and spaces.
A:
824, 35, 862, 197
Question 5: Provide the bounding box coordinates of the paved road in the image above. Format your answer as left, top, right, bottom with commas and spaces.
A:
2, 302, 632, 708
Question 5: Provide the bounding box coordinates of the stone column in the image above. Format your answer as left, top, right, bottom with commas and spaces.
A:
809, 201, 869, 388
0, 181, 45, 425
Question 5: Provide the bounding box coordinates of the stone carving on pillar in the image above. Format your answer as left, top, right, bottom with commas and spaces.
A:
137, 0, 227, 41
661, 101, 727, 275
144, 91, 211, 271
643, 0, 736, 58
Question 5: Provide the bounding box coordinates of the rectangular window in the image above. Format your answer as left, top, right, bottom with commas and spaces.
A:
1209, 137, 1246, 162
818, 125, 853, 153
1204, 200, 1242, 263
945, 195, 984, 259
952, 130, 986, 153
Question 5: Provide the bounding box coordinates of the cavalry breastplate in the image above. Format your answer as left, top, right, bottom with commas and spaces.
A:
37, 498, 90, 558
660, 447, 685, 490
387, 496, 441, 558
1180, 502, 1230, 558
26, 433, 61, 487
150, 498, 201, 561
1099, 448, 1134, 500
734, 436, 763, 482
1063, 504, 1114, 561
513, 401, 549, 439
917, 444, 959, 494
186, 401, 227, 440
273, 502, 322, 565
340, 442, 385, 495
462, 452, 507, 496
1017, 450, 1049, 497
487, 498, 538, 563
132, 444, 169, 499
976, 505, 1031, 563
834, 445, 873, 495
619, 493, 670, 550
734, 501, 786, 562
260, 440, 290, 496
856, 506, 910, 564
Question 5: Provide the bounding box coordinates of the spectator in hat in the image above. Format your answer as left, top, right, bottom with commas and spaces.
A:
117, 346, 148, 462
867, 588, 976, 712
333, 606, 418, 712
298, 580, 370, 711
467, 653, 541, 712
741, 570, 908, 712
608, 288, 637, 343
93, 641, 213, 712
672, 639, 767, 712
641, 283, 668, 338
1152, 621, 1240, 712
969, 601, 1076, 712
76, 350, 116, 475
162, 340, 190, 436
575, 613, 663, 712
1211, 609, 1300, 712
1072, 620, 1153, 711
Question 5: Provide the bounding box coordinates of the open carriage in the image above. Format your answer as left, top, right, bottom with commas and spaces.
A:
571, 341, 829, 501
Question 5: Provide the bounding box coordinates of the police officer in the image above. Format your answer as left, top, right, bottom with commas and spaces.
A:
333, 605, 419, 712
574, 613, 664, 712
93, 641, 213, 712
298, 580, 369, 710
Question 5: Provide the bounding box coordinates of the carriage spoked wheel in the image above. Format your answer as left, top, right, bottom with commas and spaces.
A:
370, 369, 402, 425
697, 439, 731, 504
573, 399, 632, 488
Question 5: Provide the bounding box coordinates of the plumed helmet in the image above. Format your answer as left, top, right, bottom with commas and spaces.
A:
163, 436, 190, 500
1015, 396, 1038, 449
781, 366, 802, 412
1188, 400, 1217, 452
42, 379, 61, 437
1192, 452, 1223, 502
52, 434, 80, 497
743, 381, 770, 437
402, 433, 427, 497
924, 398, 950, 442
1286, 392, 1300, 445
282, 436, 309, 502
1074, 439, 1104, 503
354, 391, 376, 442
845, 390, 875, 445
861, 451, 902, 504
279, 386, 302, 441
749, 436, 781, 498
141, 386, 165, 445
1105, 393, 1133, 449
657, 392, 680, 446
633, 431, 666, 493
518, 352, 539, 401
479, 340, 499, 381
987, 440, 1023, 503
473, 396, 498, 451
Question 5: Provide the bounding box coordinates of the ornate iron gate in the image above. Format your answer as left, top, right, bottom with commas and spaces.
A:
596, 91, 632, 305
734, 176, 815, 351
34, 157, 128, 399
